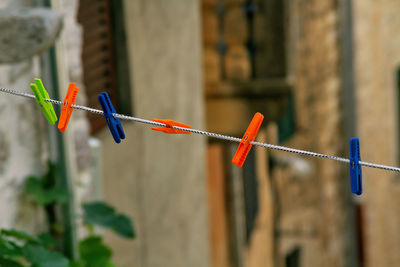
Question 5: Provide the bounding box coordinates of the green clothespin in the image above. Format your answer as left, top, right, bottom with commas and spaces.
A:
30, 78, 58, 125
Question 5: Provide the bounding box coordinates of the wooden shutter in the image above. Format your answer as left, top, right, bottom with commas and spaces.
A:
78, 0, 117, 133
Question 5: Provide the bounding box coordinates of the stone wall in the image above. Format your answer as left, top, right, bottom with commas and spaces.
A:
199, 0, 359, 266
274, 0, 354, 266
268, 1, 400, 266
0, 0, 93, 242
0, 0, 52, 233
0, 56, 49, 232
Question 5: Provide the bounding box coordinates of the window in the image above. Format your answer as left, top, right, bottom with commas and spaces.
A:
242, 152, 258, 242
278, 92, 296, 143
78, 0, 131, 133
355, 203, 365, 266
285, 246, 301, 267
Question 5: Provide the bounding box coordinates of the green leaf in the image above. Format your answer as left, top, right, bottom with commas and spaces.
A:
23, 243, 69, 267
0, 236, 22, 258
69, 260, 85, 267
45, 161, 57, 183
25, 177, 68, 206
0, 256, 24, 267
1, 229, 39, 243
106, 214, 135, 238
37, 233, 57, 249
45, 187, 69, 204
79, 236, 113, 267
82, 202, 135, 238
25, 177, 48, 205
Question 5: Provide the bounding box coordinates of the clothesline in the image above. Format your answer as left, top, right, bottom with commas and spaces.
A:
1, 86, 399, 174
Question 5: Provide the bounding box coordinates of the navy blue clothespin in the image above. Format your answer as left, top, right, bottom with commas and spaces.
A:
349, 137, 362, 195
98, 92, 125, 143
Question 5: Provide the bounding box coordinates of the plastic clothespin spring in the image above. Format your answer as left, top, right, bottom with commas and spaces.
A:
30, 78, 57, 125
350, 137, 362, 195
98, 92, 126, 143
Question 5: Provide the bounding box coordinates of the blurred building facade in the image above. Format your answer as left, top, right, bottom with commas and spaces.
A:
202, 0, 400, 267
202, 0, 356, 266
1, 0, 400, 267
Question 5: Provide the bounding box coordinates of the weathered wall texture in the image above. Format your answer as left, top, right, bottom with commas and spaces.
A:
0, 0, 93, 240
100, 0, 210, 267
0, 0, 51, 233
353, 0, 400, 266
0, 58, 49, 232
274, 1, 353, 267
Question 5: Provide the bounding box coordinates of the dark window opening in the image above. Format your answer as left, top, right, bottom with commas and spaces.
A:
355, 203, 365, 267
278, 92, 296, 143
285, 246, 301, 267
242, 151, 259, 242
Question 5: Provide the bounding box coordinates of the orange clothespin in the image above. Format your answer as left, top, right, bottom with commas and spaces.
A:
151, 119, 192, 134
232, 112, 264, 167
58, 83, 79, 132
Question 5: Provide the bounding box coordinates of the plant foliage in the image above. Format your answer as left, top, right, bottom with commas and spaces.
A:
25, 163, 68, 206
0, 229, 69, 267
83, 201, 135, 238
0, 162, 136, 267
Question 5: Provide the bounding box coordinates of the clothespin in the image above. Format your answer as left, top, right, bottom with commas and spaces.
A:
98, 92, 125, 143
58, 83, 79, 132
151, 119, 192, 134
232, 112, 264, 167
30, 78, 57, 125
350, 137, 362, 195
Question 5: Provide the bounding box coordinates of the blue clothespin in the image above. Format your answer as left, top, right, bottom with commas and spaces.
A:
98, 92, 125, 143
349, 137, 362, 195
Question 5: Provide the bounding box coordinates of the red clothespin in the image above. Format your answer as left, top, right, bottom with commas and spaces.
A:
232, 112, 264, 167
151, 119, 192, 134
58, 83, 79, 132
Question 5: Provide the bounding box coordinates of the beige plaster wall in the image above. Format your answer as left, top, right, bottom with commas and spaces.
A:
353, 0, 400, 266
100, 1, 210, 266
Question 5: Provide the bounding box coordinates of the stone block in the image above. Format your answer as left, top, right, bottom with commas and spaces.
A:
202, 7, 219, 45
0, 8, 62, 63
224, 45, 250, 81
202, 0, 217, 8
222, 0, 245, 6
206, 96, 288, 136
203, 46, 221, 90
223, 6, 247, 45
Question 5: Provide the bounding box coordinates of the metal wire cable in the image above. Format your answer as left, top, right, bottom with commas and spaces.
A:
1, 86, 400, 173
